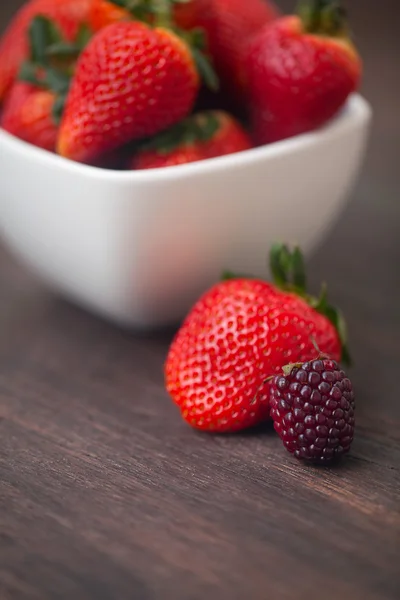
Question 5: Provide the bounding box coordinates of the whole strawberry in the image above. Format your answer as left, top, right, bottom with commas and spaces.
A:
57, 19, 214, 163
165, 244, 350, 433
1, 16, 89, 152
244, 0, 362, 144
132, 110, 252, 169
269, 356, 355, 463
0, 0, 94, 103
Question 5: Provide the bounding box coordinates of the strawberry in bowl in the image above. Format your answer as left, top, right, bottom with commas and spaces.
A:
131, 110, 252, 170
0, 0, 371, 328
244, 0, 362, 143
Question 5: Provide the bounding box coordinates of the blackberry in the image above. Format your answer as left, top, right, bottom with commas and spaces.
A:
269, 358, 355, 464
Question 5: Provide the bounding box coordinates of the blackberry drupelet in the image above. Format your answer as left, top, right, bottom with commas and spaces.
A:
270, 358, 355, 464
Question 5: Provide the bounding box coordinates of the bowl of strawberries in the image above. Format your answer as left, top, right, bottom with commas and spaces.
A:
0, 0, 371, 328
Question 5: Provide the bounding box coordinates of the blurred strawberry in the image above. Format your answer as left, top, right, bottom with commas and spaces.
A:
57, 19, 217, 163
244, 0, 362, 144
1, 15, 89, 152
132, 110, 252, 169
89, 0, 204, 32
1, 82, 58, 152
185, 0, 280, 96
0, 0, 94, 103
89, 0, 129, 31
88, 0, 279, 102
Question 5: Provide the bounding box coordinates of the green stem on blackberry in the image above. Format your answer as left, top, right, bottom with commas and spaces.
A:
297, 0, 349, 37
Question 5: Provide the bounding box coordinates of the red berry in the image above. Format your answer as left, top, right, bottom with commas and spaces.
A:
87, 0, 279, 101
88, 0, 128, 32
1, 82, 58, 152
177, 0, 279, 98
165, 244, 349, 434
0, 0, 94, 102
132, 110, 252, 170
270, 358, 355, 463
1, 15, 87, 152
57, 21, 200, 163
244, 2, 362, 144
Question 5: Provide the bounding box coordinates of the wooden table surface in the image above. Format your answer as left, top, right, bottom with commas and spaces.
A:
0, 1, 399, 599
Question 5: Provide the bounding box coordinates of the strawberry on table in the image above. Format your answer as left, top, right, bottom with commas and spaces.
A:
132, 110, 252, 169
57, 17, 216, 164
165, 244, 350, 434
244, 0, 362, 144
1, 15, 89, 152
0, 0, 94, 104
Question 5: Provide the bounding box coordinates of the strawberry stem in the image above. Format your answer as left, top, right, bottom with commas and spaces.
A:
298, 0, 349, 37
108, 0, 190, 27
107, 0, 219, 90
269, 243, 351, 366
138, 111, 220, 154
270, 243, 307, 296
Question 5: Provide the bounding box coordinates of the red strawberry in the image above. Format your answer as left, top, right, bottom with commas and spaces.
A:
1, 15, 88, 152
88, 0, 206, 33
87, 0, 279, 101
244, 0, 362, 144
89, 0, 129, 32
57, 20, 213, 163
165, 244, 349, 433
183, 0, 280, 96
132, 110, 252, 169
1, 82, 58, 152
0, 0, 94, 103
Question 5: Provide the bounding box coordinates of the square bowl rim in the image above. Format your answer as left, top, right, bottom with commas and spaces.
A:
0, 93, 372, 184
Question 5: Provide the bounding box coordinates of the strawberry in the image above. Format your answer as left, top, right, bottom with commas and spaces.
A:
132, 110, 252, 169
88, 0, 205, 32
1, 16, 89, 152
182, 0, 280, 96
88, 0, 279, 101
1, 82, 58, 152
89, 0, 129, 32
57, 19, 216, 163
0, 0, 94, 104
244, 0, 362, 144
165, 244, 350, 433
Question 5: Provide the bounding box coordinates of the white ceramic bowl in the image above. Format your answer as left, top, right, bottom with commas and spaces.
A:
0, 94, 371, 329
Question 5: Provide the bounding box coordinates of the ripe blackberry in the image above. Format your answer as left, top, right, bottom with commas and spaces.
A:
269, 358, 355, 464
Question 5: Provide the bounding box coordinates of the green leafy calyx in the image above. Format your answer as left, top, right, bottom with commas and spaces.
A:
139, 111, 220, 154
18, 16, 91, 124
297, 0, 349, 38
109, 0, 191, 25
269, 243, 351, 366
108, 0, 219, 91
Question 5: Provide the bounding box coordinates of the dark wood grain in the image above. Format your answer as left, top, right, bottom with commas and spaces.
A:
0, 1, 399, 599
